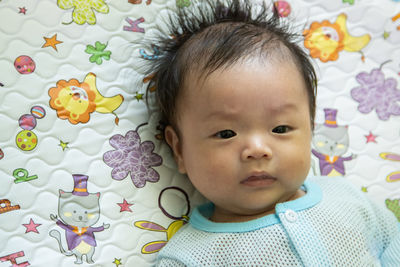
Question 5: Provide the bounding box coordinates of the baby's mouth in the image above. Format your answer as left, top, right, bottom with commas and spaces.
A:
240, 173, 276, 187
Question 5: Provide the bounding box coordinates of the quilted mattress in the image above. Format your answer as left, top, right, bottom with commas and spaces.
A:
0, 0, 399, 266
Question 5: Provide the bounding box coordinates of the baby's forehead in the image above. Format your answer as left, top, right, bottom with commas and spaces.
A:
178, 22, 294, 74
182, 58, 305, 101
181, 48, 301, 92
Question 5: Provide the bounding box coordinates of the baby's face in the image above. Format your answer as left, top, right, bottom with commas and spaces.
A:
166, 58, 312, 223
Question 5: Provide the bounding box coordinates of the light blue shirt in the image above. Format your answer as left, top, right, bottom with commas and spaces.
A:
157, 176, 400, 266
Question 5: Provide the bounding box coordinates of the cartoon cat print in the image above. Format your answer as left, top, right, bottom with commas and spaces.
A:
312, 109, 356, 176
49, 174, 109, 264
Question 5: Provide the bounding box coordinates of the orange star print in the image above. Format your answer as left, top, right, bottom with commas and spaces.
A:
42, 34, 63, 51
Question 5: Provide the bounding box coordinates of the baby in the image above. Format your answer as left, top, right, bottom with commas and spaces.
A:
144, 0, 400, 265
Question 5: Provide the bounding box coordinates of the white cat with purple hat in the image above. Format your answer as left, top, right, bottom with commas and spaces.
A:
312, 108, 357, 177
49, 174, 110, 264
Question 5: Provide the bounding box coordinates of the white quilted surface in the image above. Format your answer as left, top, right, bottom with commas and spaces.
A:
0, 0, 399, 266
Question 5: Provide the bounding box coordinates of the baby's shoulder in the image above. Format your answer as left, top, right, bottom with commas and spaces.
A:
157, 223, 215, 264
307, 176, 379, 218
309, 176, 398, 227
308, 175, 363, 198
159, 223, 202, 251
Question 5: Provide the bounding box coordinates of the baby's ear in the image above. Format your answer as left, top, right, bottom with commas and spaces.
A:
164, 126, 186, 174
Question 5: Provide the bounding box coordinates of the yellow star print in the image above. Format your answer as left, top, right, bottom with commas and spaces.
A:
361, 186, 368, 193
59, 140, 69, 151
113, 258, 122, 267
135, 92, 144, 101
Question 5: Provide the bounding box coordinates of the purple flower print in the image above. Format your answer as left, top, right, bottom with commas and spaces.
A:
103, 127, 162, 188
351, 68, 400, 120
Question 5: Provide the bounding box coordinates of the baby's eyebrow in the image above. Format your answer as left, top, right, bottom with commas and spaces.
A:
203, 98, 301, 119
204, 103, 300, 121
268, 102, 300, 113
204, 109, 239, 120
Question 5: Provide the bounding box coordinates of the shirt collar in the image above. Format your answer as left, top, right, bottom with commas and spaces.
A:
190, 179, 322, 233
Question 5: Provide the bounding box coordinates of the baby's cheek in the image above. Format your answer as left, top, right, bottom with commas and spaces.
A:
188, 164, 220, 188
206, 158, 230, 175
292, 153, 310, 168
295, 157, 312, 178
281, 148, 311, 176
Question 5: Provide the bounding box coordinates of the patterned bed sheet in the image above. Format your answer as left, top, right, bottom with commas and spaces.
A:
0, 0, 399, 266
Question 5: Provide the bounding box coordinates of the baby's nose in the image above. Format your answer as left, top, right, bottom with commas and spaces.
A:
241, 135, 272, 161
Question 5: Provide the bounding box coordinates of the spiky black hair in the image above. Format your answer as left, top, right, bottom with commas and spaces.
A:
144, 0, 317, 131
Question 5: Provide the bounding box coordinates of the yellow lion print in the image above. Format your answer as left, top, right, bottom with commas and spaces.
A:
58, 0, 109, 25
48, 73, 124, 125
303, 13, 370, 62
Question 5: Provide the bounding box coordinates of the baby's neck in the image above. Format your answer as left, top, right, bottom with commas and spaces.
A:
210, 189, 305, 223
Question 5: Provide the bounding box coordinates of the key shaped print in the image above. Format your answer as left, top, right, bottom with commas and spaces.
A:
13, 168, 38, 184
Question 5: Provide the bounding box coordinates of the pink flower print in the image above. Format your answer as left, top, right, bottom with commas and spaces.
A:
103, 129, 162, 188
351, 68, 400, 120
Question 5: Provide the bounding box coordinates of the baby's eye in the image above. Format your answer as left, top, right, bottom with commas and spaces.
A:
215, 129, 236, 139
272, 125, 291, 134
